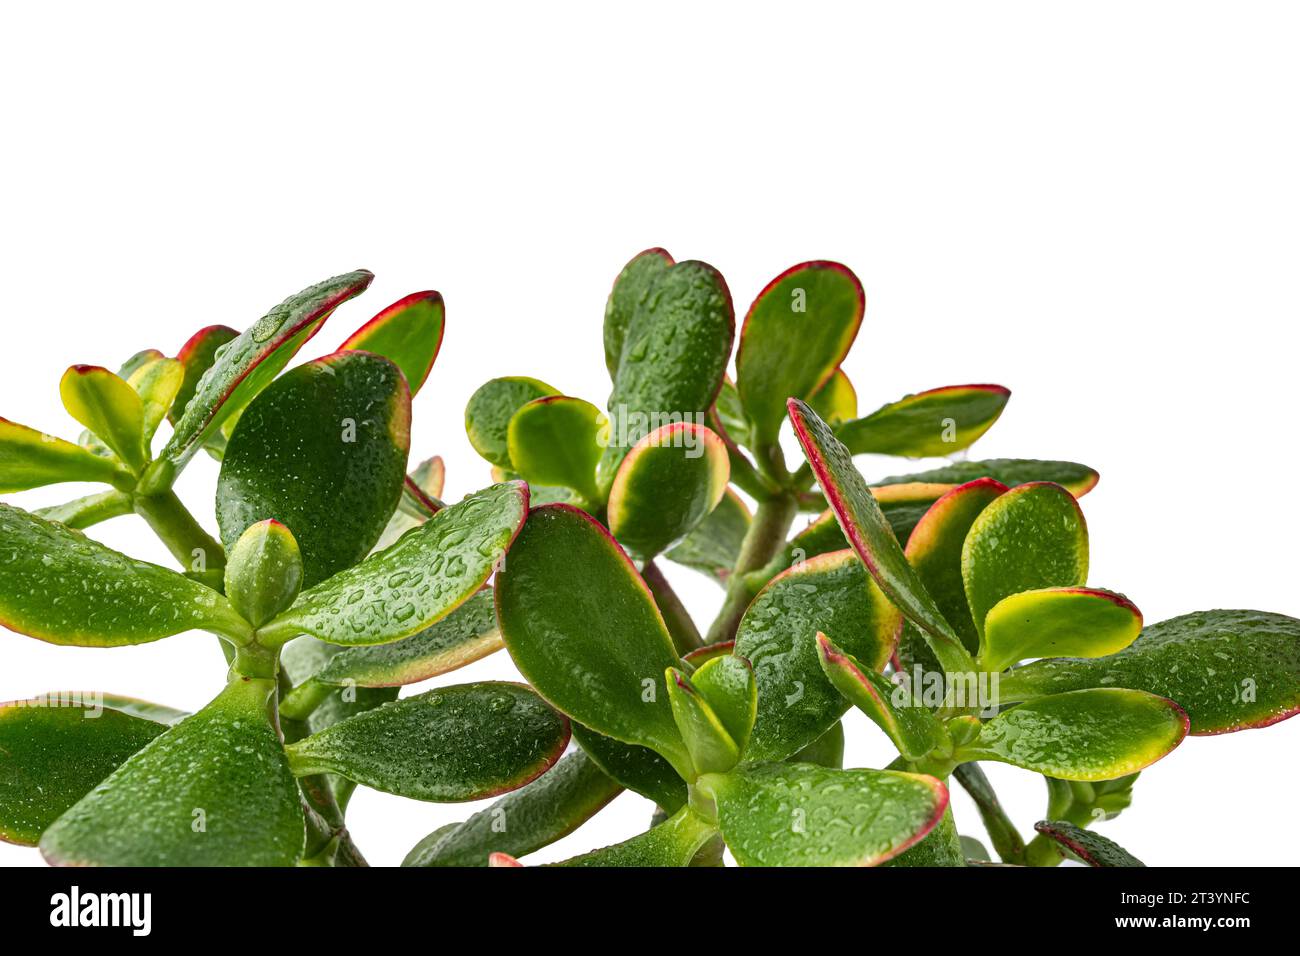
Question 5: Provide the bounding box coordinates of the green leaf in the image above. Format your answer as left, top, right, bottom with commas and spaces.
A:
736, 550, 900, 762
340, 290, 445, 395
876, 458, 1100, 497
169, 325, 238, 426
838, 384, 1010, 457
465, 376, 559, 469
962, 481, 1089, 640
1033, 820, 1145, 867
690, 655, 757, 756
59, 365, 147, 472
604, 247, 675, 378
701, 763, 948, 867
126, 356, 184, 446
0, 417, 128, 492
35, 490, 134, 529
496, 504, 690, 775
664, 488, 750, 585
0, 696, 167, 845
666, 667, 740, 776
958, 688, 1188, 780
608, 423, 729, 559
788, 720, 845, 768
598, 259, 733, 487
902, 478, 1008, 655
40, 678, 303, 866
816, 633, 946, 761
259, 481, 527, 647
980, 587, 1142, 673
285, 682, 569, 802
0, 503, 249, 646
507, 395, 606, 505
403, 749, 622, 866
555, 805, 718, 867
310, 587, 501, 687
216, 350, 411, 588
788, 398, 972, 674
736, 262, 863, 449
999, 609, 1300, 734
162, 270, 373, 470
571, 723, 687, 811
223, 519, 304, 628
809, 368, 858, 425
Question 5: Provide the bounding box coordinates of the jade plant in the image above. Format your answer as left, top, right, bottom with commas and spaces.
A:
2, 253, 1297, 868
0, 272, 571, 865
417, 249, 1299, 867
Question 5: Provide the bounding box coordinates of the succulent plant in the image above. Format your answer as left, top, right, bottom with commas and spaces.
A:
2, 253, 1297, 867
0, 273, 569, 865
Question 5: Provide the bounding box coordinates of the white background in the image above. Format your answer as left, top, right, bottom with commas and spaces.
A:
2, 2, 1297, 867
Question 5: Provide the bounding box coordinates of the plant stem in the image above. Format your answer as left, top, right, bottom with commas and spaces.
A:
953, 762, 1027, 865
706, 492, 799, 644
643, 561, 703, 655
133, 489, 226, 589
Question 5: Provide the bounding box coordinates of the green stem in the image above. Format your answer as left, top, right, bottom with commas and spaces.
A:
706, 492, 799, 644
953, 762, 1027, 865
643, 561, 704, 655
133, 489, 226, 588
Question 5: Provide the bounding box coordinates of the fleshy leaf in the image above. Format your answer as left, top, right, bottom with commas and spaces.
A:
507, 396, 606, 505
59, 365, 147, 472
162, 270, 373, 470
216, 350, 410, 588
126, 356, 184, 446
958, 688, 1188, 780
962, 481, 1089, 640
223, 519, 304, 628
876, 458, 1100, 497
1033, 820, 1145, 867
598, 259, 733, 488
666, 667, 740, 776
689, 655, 757, 756
809, 368, 858, 425
604, 247, 675, 379
376, 455, 447, 551
555, 805, 718, 867
904, 478, 1008, 654
981, 587, 1142, 673
788, 398, 971, 674
0, 417, 127, 492
816, 633, 946, 761
403, 749, 621, 866
736, 550, 900, 762
310, 587, 500, 687
170, 325, 238, 426
0, 697, 167, 845
887, 806, 966, 867
495, 504, 690, 775
0, 503, 248, 645
571, 723, 687, 811
838, 384, 1010, 457
736, 262, 864, 449
340, 290, 445, 395
709, 377, 752, 450
608, 423, 729, 559
999, 609, 1300, 734
701, 763, 948, 867
285, 682, 569, 802
465, 376, 559, 469
259, 481, 527, 647
664, 488, 750, 585
40, 678, 303, 866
